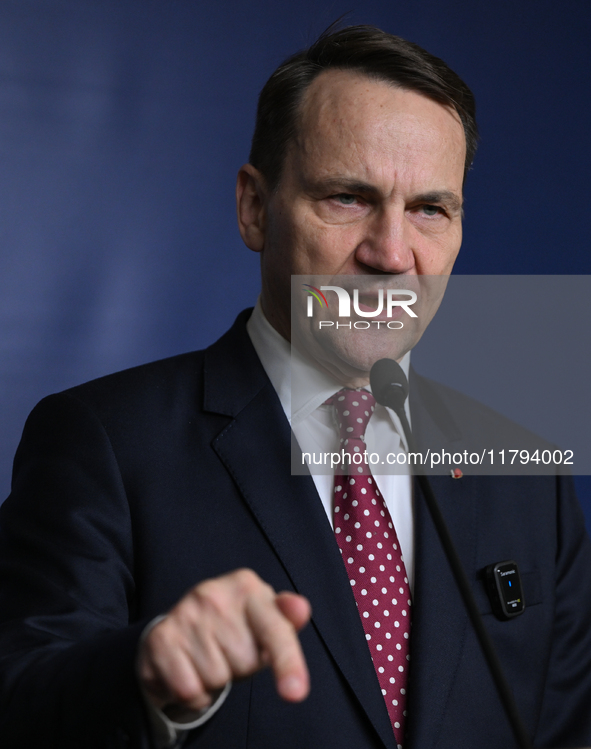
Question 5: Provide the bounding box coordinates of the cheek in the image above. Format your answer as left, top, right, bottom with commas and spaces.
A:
299, 228, 360, 274
279, 221, 357, 274
263, 211, 300, 268
416, 231, 462, 274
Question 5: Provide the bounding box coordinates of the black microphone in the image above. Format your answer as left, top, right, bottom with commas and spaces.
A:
369, 359, 532, 749
370, 358, 409, 414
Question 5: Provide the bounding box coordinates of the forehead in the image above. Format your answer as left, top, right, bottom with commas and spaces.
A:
291, 69, 466, 187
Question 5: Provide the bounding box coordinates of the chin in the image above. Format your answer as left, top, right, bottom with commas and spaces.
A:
320, 327, 417, 378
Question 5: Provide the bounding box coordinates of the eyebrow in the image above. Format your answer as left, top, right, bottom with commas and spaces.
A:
307, 177, 380, 195
415, 190, 463, 214
306, 178, 463, 214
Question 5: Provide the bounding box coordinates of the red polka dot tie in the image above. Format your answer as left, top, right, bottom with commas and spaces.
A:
329, 388, 411, 748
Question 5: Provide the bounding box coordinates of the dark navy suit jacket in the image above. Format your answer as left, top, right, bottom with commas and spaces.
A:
1, 310, 591, 748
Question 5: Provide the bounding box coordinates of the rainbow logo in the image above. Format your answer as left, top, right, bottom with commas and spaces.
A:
303, 284, 328, 308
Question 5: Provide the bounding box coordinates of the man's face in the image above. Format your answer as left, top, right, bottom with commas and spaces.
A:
238, 69, 466, 382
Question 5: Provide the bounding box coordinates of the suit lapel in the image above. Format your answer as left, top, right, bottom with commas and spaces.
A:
203, 313, 397, 749
405, 371, 478, 749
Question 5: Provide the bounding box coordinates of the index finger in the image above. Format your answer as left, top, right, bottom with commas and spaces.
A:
245, 592, 310, 702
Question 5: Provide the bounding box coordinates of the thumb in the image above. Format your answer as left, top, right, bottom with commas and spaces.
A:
275, 592, 311, 631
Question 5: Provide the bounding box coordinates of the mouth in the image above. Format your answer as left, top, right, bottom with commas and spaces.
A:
355, 292, 391, 319
311, 274, 424, 322
355, 287, 418, 321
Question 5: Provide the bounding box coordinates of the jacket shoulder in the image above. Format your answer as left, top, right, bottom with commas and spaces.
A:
410, 370, 558, 472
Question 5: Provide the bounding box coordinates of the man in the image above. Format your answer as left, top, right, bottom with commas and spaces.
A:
1, 25, 591, 749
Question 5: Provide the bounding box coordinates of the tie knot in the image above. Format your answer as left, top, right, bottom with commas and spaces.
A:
329, 388, 376, 443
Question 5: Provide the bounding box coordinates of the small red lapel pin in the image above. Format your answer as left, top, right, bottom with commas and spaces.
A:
451, 468, 463, 479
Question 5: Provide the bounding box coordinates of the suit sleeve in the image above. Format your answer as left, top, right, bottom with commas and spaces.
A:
0, 392, 153, 749
534, 474, 591, 747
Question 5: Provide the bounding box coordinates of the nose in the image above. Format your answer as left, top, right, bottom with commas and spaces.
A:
354, 207, 415, 275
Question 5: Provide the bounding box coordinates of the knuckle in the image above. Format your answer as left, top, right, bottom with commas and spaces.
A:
193, 583, 231, 620
193, 577, 218, 598
221, 625, 260, 668
170, 679, 206, 706
230, 643, 261, 678
200, 660, 232, 691
145, 619, 175, 654
233, 568, 261, 592
186, 569, 275, 612
238, 571, 276, 604
169, 601, 204, 637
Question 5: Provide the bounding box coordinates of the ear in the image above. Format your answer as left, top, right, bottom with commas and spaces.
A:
236, 164, 267, 252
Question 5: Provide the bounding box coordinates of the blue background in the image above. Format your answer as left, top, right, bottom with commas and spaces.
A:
1, 0, 590, 527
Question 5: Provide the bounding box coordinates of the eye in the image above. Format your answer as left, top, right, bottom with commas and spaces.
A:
333, 193, 358, 205
420, 204, 442, 217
